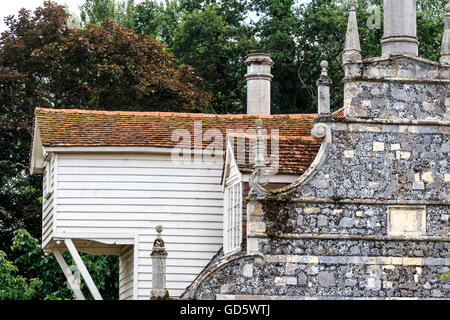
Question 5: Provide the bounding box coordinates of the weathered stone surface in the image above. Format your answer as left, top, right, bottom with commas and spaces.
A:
190, 4, 450, 300
318, 271, 336, 287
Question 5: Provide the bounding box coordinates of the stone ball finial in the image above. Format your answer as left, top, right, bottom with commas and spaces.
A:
156, 225, 163, 234
349, 0, 357, 9
320, 60, 329, 71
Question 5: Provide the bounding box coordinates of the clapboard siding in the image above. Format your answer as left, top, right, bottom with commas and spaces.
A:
42, 155, 56, 248
119, 246, 134, 300
54, 153, 224, 299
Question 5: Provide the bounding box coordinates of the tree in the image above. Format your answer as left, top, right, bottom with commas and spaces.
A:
132, 0, 181, 43
32, 19, 211, 112
0, 250, 42, 300
80, 0, 135, 28
0, 1, 210, 255
0, 229, 119, 300
252, 0, 445, 113
169, 2, 255, 114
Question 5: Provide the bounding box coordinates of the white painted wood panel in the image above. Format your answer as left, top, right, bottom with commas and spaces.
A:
54, 153, 224, 299
119, 246, 134, 300
42, 155, 55, 248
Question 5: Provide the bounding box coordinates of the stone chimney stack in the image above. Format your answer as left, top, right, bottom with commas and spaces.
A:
245, 53, 274, 115
381, 0, 419, 57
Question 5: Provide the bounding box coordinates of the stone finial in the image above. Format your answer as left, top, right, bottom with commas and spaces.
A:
249, 119, 269, 196
150, 225, 169, 300
152, 225, 166, 253
254, 119, 266, 168
245, 53, 274, 115
381, 0, 419, 57
316, 61, 332, 114
343, 0, 362, 65
440, 3, 450, 66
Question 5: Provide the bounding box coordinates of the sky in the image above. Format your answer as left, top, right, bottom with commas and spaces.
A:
0, 0, 151, 32
0, 0, 312, 33
0, 0, 85, 32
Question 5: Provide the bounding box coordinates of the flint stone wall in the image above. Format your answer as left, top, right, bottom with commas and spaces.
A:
294, 124, 450, 201
190, 57, 450, 300
344, 57, 450, 121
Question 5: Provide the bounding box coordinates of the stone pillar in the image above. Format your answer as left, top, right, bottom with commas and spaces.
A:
343, 0, 362, 65
245, 53, 274, 115
150, 225, 169, 300
381, 0, 419, 57
316, 61, 332, 114
440, 3, 450, 66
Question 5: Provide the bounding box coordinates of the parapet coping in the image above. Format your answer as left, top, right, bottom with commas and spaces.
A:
318, 116, 450, 127
252, 197, 450, 206
217, 294, 449, 300
249, 232, 450, 243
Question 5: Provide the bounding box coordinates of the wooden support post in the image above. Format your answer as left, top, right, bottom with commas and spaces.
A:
52, 249, 85, 300
64, 239, 103, 300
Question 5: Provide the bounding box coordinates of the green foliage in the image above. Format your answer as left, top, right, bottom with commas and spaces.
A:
80, 0, 136, 28
0, 251, 42, 300
1, 0, 448, 300
0, 1, 211, 256
442, 251, 450, 281
170, 2, 255, 114
1, 229, 119, 300
83, 0, 448, 115
132, 0, 180, 42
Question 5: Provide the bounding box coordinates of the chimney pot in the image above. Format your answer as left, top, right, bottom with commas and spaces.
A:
245, 53, 273, 115
381, 0, 419, 57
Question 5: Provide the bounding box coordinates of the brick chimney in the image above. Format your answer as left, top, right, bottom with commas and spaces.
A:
244, 53, 273, 115
381, 0, 419, 57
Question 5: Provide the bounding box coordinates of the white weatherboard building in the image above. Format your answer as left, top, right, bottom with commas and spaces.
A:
30, 54, 323, 299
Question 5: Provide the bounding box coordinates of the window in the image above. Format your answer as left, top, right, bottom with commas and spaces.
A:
223, 180, 243, 254
43, 157, 54, 199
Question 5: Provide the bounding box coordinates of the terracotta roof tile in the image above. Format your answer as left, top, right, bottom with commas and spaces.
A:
34, 107, 321, 175
333, 107, 345, 118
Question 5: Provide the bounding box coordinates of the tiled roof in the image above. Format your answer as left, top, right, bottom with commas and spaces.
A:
229, 135, 321, 176
33, 107, 327, 176
333, 107, 345, 118
35, 107, 316, 147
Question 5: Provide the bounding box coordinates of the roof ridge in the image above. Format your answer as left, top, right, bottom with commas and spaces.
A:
35, 107, 317, 119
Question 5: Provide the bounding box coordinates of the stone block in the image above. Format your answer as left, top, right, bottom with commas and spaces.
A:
297, 272, 307, 286
344, 150, 355, 158
402, 257, 423, 266
387, 206, 426, 236
286, 277, 297, 285
317, 215, 328, 227
367, 278, 381, 290
318, 272, 336, 287
243, 264, 253, 278
373, 142, 385, 151
248, 222, 266, 233
339, 217, 355, 228
422, 172, 434, 183
304, 207, 314, 214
